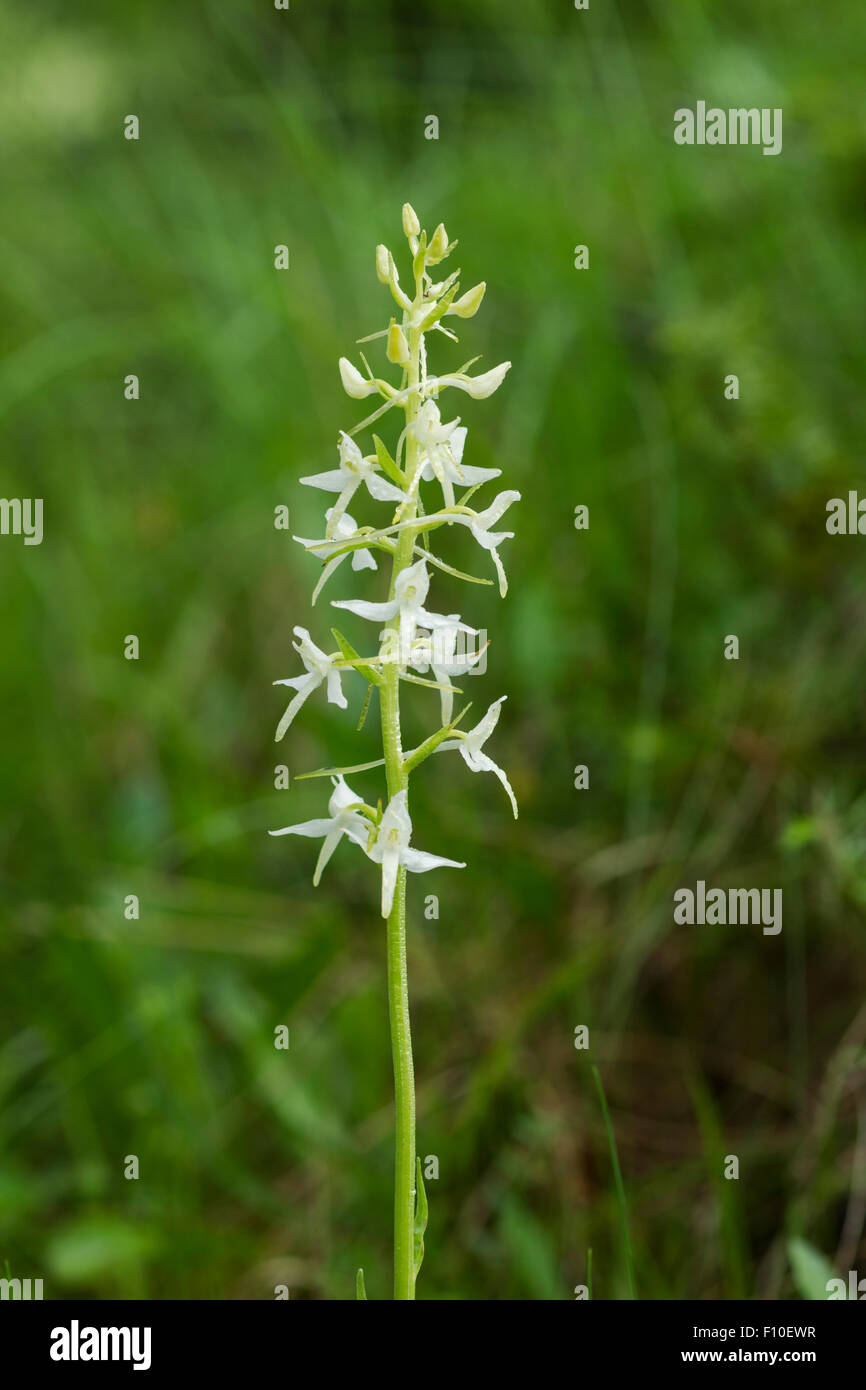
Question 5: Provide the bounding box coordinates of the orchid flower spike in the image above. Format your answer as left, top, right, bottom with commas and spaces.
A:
332, 558, 476, 661
273, 626, 347, 740
437, 697, 518, 818
413, 399, 501, 508
301, 431, 407, 539
294, 508, 377, 604
268, 776, 370, 885
366, 789, 465, 917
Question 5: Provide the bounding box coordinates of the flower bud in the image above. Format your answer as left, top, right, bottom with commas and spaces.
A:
449, 281, 486, 318
338, 356, 378, 399
426, 222, 449, 264
402, 203, 421, 238
386, 322, 410, 365
375, 244, 392, 285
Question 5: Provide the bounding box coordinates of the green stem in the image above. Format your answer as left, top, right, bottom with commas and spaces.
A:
380, 268, 425, 1300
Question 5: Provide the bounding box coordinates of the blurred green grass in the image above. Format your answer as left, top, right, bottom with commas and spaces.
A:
1, 0, 865, 1298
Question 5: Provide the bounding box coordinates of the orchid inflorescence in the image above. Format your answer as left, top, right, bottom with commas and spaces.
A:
270, 204, 518, 916
268, 204, 518, 1299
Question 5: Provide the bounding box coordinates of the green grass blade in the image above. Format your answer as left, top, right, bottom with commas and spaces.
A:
592, 1064, 637, 1299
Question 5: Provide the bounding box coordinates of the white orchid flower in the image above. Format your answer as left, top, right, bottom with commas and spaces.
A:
294, 508, 377, 604
268, 776, 370, 885
409, 622, 484, 723
413, 399, 501, 507
273, 626, 347, 740
365, 789, 465, 916
430, 361, 511, 399
332, 559, 476, 663
447, 490, 520, 596
301, 431, 407, 539
436, 697, 517, 818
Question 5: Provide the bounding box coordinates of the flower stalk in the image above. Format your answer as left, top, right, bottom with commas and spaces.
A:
381, 263, 422, 1300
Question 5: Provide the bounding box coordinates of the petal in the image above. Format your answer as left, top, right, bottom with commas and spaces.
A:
473, 751, 519, 819
365, 473, 408, 503
380, 845, 401, 917
470, 696, 507, 746
327, 776, 355, 814
293, 535, 329, 557
417, 607, 477, 633
398, 608, 416, 658
299, 470, 346, 491
275, 675, 319, 740
326, 668, 348, 709
325, 481, 362, 538
380, 789, 411, 844
351, 548, 378, 572
448, 425, 468, 465
455, 464, 501, 486
311, 554, 344, 605
337, 811, 372, 847
437, 682, 455, 725
490, 545, 508, 597
473, 490, 520, 529
436, 467, 456, 509
401, 848, 466, 873
394, 559, 430, 607
272, 675, 308, 691
313, 828, 344, 885
337, 432, 366, 468
331, 597, 399, 622
269, 817, 335, 838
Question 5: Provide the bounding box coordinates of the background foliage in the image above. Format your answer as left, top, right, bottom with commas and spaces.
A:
2, 0, 864, 1299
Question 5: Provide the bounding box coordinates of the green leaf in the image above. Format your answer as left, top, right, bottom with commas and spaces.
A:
331, 626, 361, 662
418, 283, 459, 333
356, 1267, 367, 1300
403, 703, 472, 774
413, 1158, 428, 1280
295, 757, 386, 781
373, 434, 405, 487
788, 1237, 838, 1300
330, 627, 381, 687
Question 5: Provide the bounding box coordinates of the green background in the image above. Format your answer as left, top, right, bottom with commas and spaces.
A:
1, 0, 864, 1299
